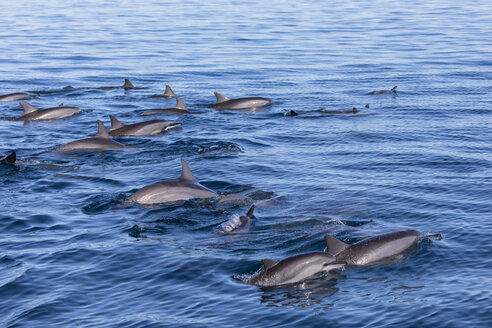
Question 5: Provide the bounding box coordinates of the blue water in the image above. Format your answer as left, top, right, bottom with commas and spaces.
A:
1, 0, 491, 327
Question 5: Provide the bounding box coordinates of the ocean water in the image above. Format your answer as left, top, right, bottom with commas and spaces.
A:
1, 0, 491, 327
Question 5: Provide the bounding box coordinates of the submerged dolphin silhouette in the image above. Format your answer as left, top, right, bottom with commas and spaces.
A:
0, 92, 39, 102
95, 79, 148, 90
366, 86, 397, 95
140, 97, 192, 115
0, 152, 16, 164
128, 158, 218, 205
108, 115, 182, 137
247, 237, 345, 287
324, 230, 440, 267
55, 120, 124, 152
210, 92, 273, 110
149, 84, 176, 98
15, 102, 81, 122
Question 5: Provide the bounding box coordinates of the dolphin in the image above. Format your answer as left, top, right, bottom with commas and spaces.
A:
0, 92, 39, 102
149, 84, 176, 98
128, 158, 218, 205
140, 97, 192, 115
108, 115, 182, 137
246, 238, 346, 287
216, 205, 255, 234
210, 92, 273, 110
95, 79, 148, 90
15, 101, 81, 122
0, 152, 16, 164
54, 120, 124, 152
324, 230, 441, 267
366, 86, 397, 95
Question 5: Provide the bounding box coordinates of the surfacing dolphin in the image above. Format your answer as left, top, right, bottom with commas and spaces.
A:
108, 115, 182, 137
285, 106, 365, 117
95, 79, 148, 90
246, 237, 346, 287
15, 101, 81, 122
0, 92, 39, 102
366, 86, 397, 95
216, 205, 255, 235
210, 92, 273, 110
149, 84, 176, 98
324, 230, 441, 267
128, 158, 218, 205
0, 152, 16, 164
140, 97, 192, 115
55, 120, 124, 152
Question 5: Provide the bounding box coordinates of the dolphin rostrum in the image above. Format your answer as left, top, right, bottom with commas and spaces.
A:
55, 120, 124, 152
149, 84, 176, 98
95, 79, 148, 90
366, 86, 397, 95
128, 158, 218, 205
140, 97, 192, 115
15, 101, 81, 122
216, 205, 255, 234
108, 115, 182, 137
210, 92, 273, 110
0, 152, 16, 164
0, 92, 39, 102
247, 238, 346, 287
324, 230, 441, 267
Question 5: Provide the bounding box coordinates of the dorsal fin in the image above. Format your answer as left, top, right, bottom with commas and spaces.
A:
163, 84, 176, 97
175, 97, 187, 110
19, 101, 38, 115
95, 120, 111, 138
246, 205, 255, 218
59, 103, 64, 107
179, 158, 197, 182
214, 92, 230, 104
109, 115, 125, 130
123, 79, 135, 89
391, 86, 398, 92
261, 259, 279, 270
1, 152, 16, 164
324, 235, 349, 256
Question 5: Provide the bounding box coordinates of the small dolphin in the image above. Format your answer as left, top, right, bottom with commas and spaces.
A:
108, 115, 182, 137
0, 152, 16, 164
128, 158, 218, 205
140, 97, 192, 115
366, 86, 397, 95
95, 79, 148, 90
55, 120, 124, 152
0, 92, 39, 102
324, 230, 440, 267
216, 205, 255, 234
210, 92, 273, 110
246, 238, 345, 287
319, 107, 359, 114
15, 101, 81, 122
149, 84, 176, 98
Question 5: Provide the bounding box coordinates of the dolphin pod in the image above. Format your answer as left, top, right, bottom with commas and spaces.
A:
15, 102, 81, 122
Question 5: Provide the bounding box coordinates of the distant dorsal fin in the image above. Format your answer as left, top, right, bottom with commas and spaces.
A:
214, 92, 230, 104
163, 84, 176, 97
1, 151, 16, 164
324, 235, 350, 256
123, 79, 135, 89
19, 101, 38, 115
179, 158, 197, 182
95, 120, 111, 138
391, 86, 398, 92
246, 205, 255, 218
261, 259, 279, 270
175, 97, 187, 110
109, 115, 125, 130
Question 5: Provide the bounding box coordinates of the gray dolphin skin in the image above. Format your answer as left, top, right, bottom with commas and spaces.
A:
0, 152, 16, 164
149, 84, 176, 98
95, 79, 148, 90
217, 205, 255, 234
108, 115, 182, 137
366, 86, 397, 95
15, 102, 81, 122
55, 120, 124, 152
140, 97, 192, 115
324, 230, 436, 267
128, 158, 218, 205
210, 92, 273, 110
247, 238, 345, 287
0, 92, 39, 102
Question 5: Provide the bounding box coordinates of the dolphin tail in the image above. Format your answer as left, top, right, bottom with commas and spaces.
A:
164, 84, 176, 97
1, 152, 16, 164
175, 97, 187, 110
324, 235, 350, 256
214, 92, 230, 104
391, 86, 398, 92
179, 158, 198, 182
19, 101, 38, 115
109, 115, 125, 130
246, 205, 255, 218
123, 79, 135, 89
95, 120, 111, 138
